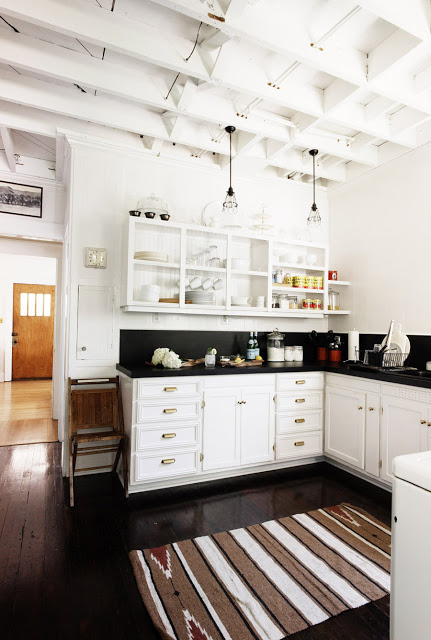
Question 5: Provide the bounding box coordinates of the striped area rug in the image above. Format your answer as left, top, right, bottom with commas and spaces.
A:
130, 503, 391, 640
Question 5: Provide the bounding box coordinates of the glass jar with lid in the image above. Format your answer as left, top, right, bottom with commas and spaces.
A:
267, 329, 285, 362
284, 346, 295, 361
293, 345, 303, 362
287, 295, 298, 309
278, 294, 289, 310
271, 293, 279, 308
328, 288, 340, 311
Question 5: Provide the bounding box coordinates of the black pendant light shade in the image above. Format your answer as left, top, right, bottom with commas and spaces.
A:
307, 148, 321, 227
223, 126, 238, 214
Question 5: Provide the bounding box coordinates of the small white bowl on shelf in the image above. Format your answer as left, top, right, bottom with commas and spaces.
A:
141, 284, 160, 302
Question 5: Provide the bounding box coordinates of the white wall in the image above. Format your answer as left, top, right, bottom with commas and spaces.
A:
0, 239, 59, 383
0, 170, 65, 241
329, 141, 431, 335
66, 138, 330, 379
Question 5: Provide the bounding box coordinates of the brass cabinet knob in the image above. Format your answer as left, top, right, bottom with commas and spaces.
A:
427, 423, 431, 427
358, 406, 363, 410
420, 420, 427, 424
368, 407, 374, 411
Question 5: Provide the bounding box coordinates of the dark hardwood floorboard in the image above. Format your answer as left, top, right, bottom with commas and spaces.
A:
0, 443, 391, 639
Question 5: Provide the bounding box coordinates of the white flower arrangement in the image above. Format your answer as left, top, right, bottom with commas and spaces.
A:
151, 347, 182, 369
151, 347, 170, 365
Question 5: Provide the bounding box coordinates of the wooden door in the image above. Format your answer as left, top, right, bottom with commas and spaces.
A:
324, 385, 366, 469
12, 283, 55, 380
241, 384, 275, 465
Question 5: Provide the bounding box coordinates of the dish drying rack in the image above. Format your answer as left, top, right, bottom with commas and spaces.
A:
363, 350, 408, 368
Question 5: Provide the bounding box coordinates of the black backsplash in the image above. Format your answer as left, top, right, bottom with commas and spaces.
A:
119, 330, 348, 364
119, 330, 431, 368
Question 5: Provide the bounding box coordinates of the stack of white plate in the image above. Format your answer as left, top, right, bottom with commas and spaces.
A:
135, 251, 168, 262
141, 284, 160, 303
185, 291, 215, 305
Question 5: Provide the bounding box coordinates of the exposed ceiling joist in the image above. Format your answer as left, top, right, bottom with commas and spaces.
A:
355, 0, 431, 40
0, 125, 16, 172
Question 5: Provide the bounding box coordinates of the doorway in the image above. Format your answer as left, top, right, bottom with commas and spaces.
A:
12, 283, 56, 379
0, 240, 62, 447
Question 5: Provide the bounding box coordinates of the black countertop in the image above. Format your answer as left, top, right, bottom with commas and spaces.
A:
116, 361, 431, 389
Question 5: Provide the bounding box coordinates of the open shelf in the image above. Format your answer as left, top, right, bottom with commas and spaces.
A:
274, 263, 325, 271
272, 286, 324, 294
185, 266, 226, 273
325, 310, 351, 315
134, 260, 180, 268
231, 270, 268, 277
327, 280, 350, 286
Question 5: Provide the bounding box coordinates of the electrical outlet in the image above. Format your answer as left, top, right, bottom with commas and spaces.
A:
85, 247, 107, 268
152, 312, 160, 323
221, 315, 229, 325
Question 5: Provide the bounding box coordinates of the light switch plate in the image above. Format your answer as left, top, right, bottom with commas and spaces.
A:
85, 247, 107, 268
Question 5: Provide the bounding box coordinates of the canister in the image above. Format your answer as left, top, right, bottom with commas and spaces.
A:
302, 298, 313, 309
315, 277, 324, 289
311, 299, 322, 310
293, 275, 305, 288
304, 276, 313, 289
287, 295, 298, 309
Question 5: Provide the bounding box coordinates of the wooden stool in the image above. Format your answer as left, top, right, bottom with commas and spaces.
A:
68, 376, 128, 507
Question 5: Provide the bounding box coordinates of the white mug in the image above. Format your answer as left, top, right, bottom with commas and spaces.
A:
201, 277, 213, 290
189, 276, 201, 289
255, 296, 265, 307
213, 277, 223, 290
231, 295, 253, 306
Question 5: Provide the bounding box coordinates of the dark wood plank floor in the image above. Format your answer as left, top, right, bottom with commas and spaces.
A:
0, 443, 392, 640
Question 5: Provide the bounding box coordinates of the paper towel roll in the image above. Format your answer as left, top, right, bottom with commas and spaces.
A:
348, 330, 360, 361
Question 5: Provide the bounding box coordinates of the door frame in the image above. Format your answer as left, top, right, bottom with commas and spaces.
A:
0, 237, 63, 436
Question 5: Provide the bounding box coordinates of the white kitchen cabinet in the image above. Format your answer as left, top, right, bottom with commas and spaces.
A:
325, 385, 366, 469
121, 217, 349, 318
241, 384, 275, 465
201, 386, 241, 471
380, 395, 428, 484
364, 393, 380, 477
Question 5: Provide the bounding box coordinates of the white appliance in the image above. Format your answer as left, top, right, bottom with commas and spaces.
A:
391, 451, 431, 639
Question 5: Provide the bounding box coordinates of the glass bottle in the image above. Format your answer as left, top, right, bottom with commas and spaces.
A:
253, 332, 259, 358
247, 332, 255, 360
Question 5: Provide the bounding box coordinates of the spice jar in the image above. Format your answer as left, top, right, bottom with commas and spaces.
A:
284, 346, 295, 361
267, 329, 285, 362
275, 269, 284, 284
328, 288, 340, 311
293, 346, 303, 362
271, 293, 279, 308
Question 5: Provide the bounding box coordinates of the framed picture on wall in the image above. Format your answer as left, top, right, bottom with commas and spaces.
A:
0, 180, 43, 218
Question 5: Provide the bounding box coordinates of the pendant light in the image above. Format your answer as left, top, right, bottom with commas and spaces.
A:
222, 126, 238, 214
307, 148, 321, 227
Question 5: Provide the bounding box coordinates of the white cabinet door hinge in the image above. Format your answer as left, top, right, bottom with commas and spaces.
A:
201, 400, 206, 409
273, 394, 277, 404
379, 460, 382, 468
200, 453, 204, 462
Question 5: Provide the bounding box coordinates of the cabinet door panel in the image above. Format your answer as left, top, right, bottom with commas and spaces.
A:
202, 388, 240, 471
241, 385, 274, 465
325, 386, 365, 468
365, 393, 380, 477
381, 396, 427, 484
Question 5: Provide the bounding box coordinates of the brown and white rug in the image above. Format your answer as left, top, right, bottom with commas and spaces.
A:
130, 503, 391, 640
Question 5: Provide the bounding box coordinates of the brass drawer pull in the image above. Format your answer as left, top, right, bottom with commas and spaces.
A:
294, 441, 305, 447
295, 418, 305, 423
428, 423, 431, 427
163, 408, 177, 414
164, 387, 178, 392
295, 398, 305, 403
368, 407, 374, 411
358, 406, 363, 410
295, 380, 306, 385
162, 433, 176, 439
161, 458, 175, 464
420, 420, 427, 424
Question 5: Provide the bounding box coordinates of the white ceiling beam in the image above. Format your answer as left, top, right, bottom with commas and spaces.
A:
0, 126, 16, 172
199, 29, 233, 51
414, 64, 431, 95
365, 96, 398, 120
355, 0, 431, 40
367, 29, 422, 82
151, 138, 164, 156
225, 0, 249, 21
389, 106, 431, 134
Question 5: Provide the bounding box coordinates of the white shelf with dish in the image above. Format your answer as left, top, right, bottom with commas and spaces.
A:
121, 216, 351, 317
327, 280, 350, 286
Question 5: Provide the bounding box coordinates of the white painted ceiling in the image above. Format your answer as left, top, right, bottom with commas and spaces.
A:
0, 0, 431, 186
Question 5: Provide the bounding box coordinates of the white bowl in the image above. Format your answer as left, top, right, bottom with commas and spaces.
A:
141, 293, 160, 303
141, 284, 160, 293
231, 296, 252, 306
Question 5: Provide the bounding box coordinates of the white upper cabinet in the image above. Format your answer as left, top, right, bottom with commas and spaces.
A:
325, 385, 366, 469
121, 217, 350, 317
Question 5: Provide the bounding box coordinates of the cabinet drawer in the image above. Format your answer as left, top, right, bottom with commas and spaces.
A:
135, 424, 199, 451
137, 379, 200, 399
133, 449, 199, 482
136, 399, 200, 423
276, 411, 322, 434
276, 432, 322, 460
277, 373, 323, 391
277, 392, 323, 412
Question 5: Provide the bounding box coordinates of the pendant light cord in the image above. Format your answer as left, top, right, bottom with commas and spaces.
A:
313, 153, 315, 206
229, 131, 232, 189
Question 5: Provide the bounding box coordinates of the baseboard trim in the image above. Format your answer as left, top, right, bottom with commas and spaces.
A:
324, 456, 392, 493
